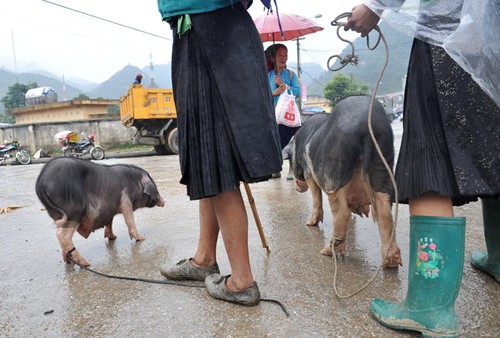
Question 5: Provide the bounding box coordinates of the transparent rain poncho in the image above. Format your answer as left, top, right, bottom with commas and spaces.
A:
364, 0, 500, 108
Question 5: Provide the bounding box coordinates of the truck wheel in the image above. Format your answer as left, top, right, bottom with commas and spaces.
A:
91, 146, 105, 160
166, 128, 179, 154
154, 127, 179, 155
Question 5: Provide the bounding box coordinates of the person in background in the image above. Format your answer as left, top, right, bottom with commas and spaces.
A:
265, 44, 278, 72
156, 1, 282, 307
344, 2, 499, 337
132, 73, 143, 85
267, 44, 301, 180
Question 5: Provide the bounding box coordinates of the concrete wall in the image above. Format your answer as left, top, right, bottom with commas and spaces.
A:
0, 118, 137, 154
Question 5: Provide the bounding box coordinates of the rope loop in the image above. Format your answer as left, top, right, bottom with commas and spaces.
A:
327, 12, 382, 72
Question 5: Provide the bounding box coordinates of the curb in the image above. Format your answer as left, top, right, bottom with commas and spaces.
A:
4, 150, 160, 166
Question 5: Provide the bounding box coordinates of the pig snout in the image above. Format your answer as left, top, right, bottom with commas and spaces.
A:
157, 195, 166, 207
141, 176, 166, 208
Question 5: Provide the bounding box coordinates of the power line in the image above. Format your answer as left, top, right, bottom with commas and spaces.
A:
302, 68, 328, 88
41, 0, 170, 41
302, 40, 411, 54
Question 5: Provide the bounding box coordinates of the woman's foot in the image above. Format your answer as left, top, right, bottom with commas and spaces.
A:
205, 274, 261, 306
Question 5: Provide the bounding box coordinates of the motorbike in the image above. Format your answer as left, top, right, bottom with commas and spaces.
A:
0, 139, 31, 165
58, 132, 105, 160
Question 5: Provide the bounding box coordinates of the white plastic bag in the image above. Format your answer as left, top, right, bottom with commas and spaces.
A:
275, 91, 301, 127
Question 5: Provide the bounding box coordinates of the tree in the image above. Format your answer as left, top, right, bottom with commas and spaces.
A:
323, 73, 368, 108
0, 82, 39, 123
107, 105, 120, 116
74, 93, 90, 100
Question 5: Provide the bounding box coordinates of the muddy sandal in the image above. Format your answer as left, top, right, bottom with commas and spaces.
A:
205, 274, 261, 306
160, 258, 220, 281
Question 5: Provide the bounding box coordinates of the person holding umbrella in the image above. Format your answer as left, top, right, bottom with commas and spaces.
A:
267, 44, 301, 179
156, 1, 282, 307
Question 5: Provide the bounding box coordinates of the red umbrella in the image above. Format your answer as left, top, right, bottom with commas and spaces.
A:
253, 12, 323, 42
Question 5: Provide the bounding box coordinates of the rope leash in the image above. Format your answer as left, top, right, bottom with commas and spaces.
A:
327, 13, 400, 299
66, 249, 289, 317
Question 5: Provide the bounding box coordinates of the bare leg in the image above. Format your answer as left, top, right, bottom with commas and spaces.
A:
212, 188, 254, 291
409, 191, 453, 217
192, 198, 219, 267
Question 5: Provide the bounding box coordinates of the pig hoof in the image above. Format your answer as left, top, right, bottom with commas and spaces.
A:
383, 255, 403, 268
131, 234, 145, 241
306, 219, 320, 226
384, 261, 400, 268
335, 252, 346, 260
104, 226, 117, 240
323, 240, 347, 257
381, 247, 403, 268
320, 245, 332, 256
64, 249, 91, 267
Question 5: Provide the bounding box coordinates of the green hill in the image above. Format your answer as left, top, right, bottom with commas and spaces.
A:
0, 68, 85, 116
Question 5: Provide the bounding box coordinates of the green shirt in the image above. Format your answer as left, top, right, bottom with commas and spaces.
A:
157, 0, 241, 22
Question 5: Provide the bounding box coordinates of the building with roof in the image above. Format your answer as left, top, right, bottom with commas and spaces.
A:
10, 99, 120, 125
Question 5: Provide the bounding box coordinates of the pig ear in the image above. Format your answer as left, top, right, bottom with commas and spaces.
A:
141, 175, 156, 197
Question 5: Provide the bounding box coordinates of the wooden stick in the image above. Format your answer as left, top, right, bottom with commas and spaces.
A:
243, 182, 270, 253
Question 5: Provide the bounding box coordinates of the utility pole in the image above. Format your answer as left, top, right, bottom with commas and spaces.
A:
149, 53, 157, 88
294, 14, 322, 113
11, 29, 18, 83
62, 75, 67, 101
295, 37, 305, 113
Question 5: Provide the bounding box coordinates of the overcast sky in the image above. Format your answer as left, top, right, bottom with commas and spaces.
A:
0, 0, 361, 83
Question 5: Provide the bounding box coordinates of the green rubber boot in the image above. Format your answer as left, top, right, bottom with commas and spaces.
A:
471, 197, 500, 282
371, 216, 466, 337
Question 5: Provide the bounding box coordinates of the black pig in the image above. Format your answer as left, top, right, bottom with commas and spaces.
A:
36, 157, 166, 266
291, 96, 402, 267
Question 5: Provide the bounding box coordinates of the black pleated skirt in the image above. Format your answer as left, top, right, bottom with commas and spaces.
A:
395, 39, 500, 206
170, 3, 282, 200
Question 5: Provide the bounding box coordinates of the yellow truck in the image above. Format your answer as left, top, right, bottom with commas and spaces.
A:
120, 84, 178, 155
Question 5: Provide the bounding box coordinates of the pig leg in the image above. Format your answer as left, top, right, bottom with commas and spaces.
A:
56, 221, 91, 267
104, 221, 117, 240
320, 188, 351, 257
306, 177, 324, 226
119, 194, 144, 241
373, 191, 402, 267
286, 159, 294, 180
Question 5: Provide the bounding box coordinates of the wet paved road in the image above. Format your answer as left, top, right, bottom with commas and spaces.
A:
1, 121, 498, 337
